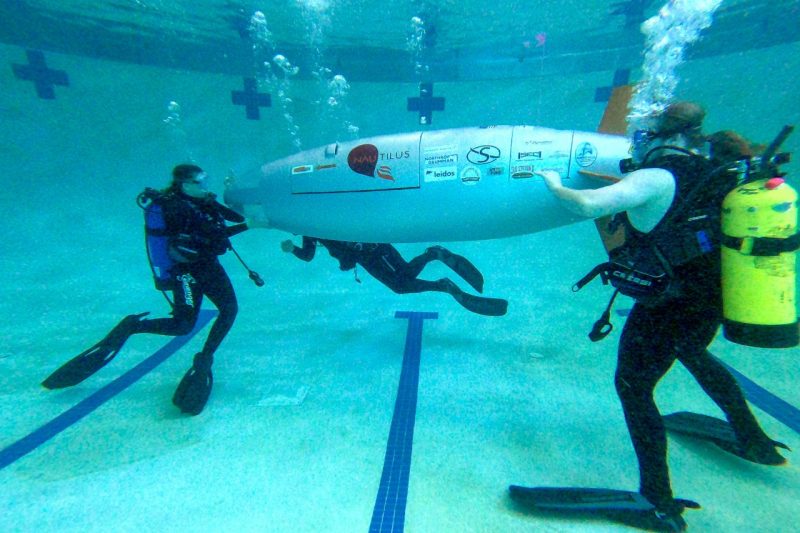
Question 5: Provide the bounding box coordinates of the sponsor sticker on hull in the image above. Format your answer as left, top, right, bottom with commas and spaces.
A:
575, 142, 597, 167
291, 165, 313, 174
424, 166, 458, 182
461, 166, 481, 185
424, 153, 458, 166
348, 143, 410, 180
511, 164, 534, 179
467, 145, 501, 165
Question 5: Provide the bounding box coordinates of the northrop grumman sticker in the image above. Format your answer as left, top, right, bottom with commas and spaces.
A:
291, 165, 313, 174
424, 166, 458, 182
574, 142, 597, 167
461, 166, 481, 185
424, 153, 458, 166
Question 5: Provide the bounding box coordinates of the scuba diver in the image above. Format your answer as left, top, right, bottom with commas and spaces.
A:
281, 237, 508, 316
537, 102, 788, 530
42, 164, 269, 415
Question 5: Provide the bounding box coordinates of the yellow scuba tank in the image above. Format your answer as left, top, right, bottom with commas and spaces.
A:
721, 176, 798, 348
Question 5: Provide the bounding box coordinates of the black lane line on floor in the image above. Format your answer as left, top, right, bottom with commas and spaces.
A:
369, 311, 438, 533
0, 309, 216, 471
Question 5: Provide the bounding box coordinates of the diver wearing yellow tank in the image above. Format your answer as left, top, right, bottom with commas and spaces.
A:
538, 103, 787, 531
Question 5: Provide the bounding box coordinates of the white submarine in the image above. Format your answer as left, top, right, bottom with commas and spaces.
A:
225, 91, 633, 243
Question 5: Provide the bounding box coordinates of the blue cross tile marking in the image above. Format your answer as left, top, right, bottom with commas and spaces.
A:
611, 0, 655, 29
11, 50, 69, 100
407, 82, 444, 125
231, 77, 271, 120
594, 68, 631, 102
0, 310, 216, 471
369, 311, 438, 533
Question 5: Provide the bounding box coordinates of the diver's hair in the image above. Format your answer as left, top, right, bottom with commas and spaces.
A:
706, 130, 756, 165
165, 163, 203, 194
656, 101, 706, 149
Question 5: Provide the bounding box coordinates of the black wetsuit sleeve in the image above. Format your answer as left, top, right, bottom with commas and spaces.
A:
215, 201, 246, 223
225, 223, 249, 238
212, 201, 248, 238
292, 237, 317, 262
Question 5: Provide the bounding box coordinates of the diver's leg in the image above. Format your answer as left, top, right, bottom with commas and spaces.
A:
137, 271, 202, 337
616, 303, 680, 510
360, 254, 439, 294
405, 247, 437, 278
193, 260, 238, 360
172, 261, 234, 415
422, 245, 485, 293
676, 306, 785, 464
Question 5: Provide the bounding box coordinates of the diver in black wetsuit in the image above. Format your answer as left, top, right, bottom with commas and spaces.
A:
281, 237, 508, 316
43, 164, 268, 415
540, 103, 785, 530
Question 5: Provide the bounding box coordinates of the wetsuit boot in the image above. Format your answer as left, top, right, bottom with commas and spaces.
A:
42, 312, 149, 389
635, 496, 700, 532
720, 434, 789, 465
172, 351, 214, 416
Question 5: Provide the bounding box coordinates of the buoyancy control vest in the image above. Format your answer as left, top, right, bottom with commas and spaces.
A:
136, 188, 227, 292
578, 133, 799, 346
575, 152, 733, 340
579, 154, 725, 295
137, 188, 264, 294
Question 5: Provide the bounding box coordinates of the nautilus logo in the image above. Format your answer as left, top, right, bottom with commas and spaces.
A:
376, 166, 394, 181
348, 144, 379, 177
348, 144, 402, 181
467, 145, 501, 165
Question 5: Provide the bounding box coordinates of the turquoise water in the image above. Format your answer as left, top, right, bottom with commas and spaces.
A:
1, 1, 799, 531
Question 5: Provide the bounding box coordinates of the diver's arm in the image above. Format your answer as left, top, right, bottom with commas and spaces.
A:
216, 201, 246, 223
284, 236, 317, 262
536, 169, 672, 219
225, 223, 249, 238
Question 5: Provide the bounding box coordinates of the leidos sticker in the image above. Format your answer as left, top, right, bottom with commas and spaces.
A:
424, 166, 457, 182
291, 165, 313, 174
461, 166, 481, 185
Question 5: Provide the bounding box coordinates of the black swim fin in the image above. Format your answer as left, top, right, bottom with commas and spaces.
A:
428, 246, 485, 293
42, 312, 148, 390
509, 485, 698, 532
663, 411, 789, 465
439, 278, 507, 316
172, 352, 213, 416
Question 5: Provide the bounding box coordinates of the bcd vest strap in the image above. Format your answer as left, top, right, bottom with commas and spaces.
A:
721, 233, 800, 256
572, 263, 611, 292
